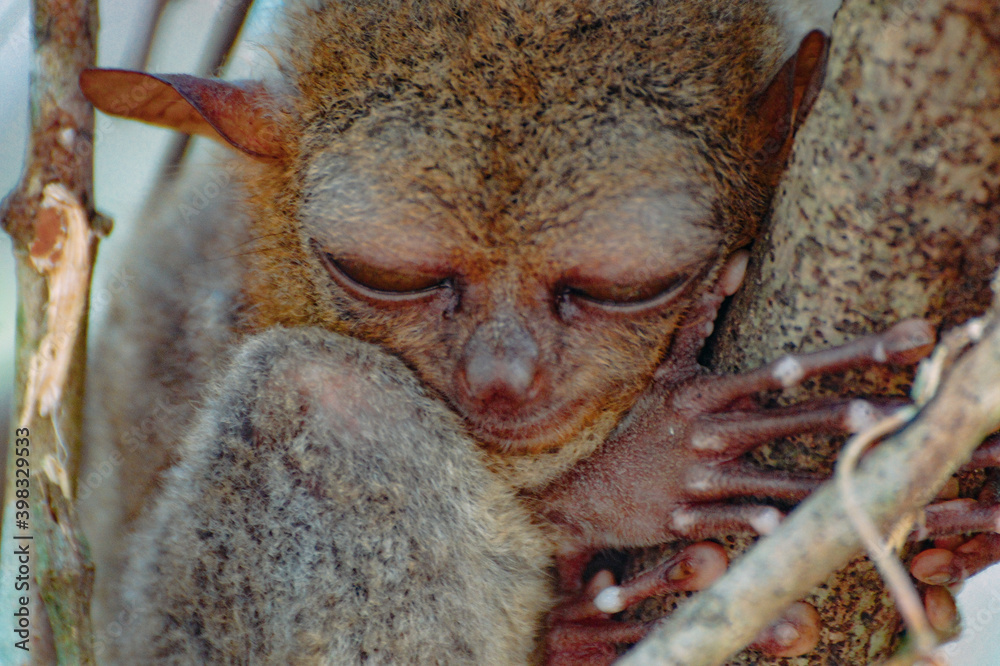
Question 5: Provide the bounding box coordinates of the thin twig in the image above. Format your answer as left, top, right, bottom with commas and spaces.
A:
836, 407, 930, 653
834, 316, 991, 660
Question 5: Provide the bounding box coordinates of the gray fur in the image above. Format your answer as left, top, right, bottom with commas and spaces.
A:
119, 328, 552, 664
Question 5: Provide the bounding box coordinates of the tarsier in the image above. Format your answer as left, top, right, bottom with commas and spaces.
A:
78, 0, 1000, 663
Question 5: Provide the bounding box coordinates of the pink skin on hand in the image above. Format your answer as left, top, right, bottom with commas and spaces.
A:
535, 253, 1000, 662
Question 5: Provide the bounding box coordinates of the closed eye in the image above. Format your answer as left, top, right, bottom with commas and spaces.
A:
314, 242, 452, 301
560, 273, 694, 314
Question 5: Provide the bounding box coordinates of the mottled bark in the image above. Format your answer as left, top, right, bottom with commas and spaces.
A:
626, 0, 1000, 663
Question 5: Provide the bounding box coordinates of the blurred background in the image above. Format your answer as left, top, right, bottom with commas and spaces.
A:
0, 0, 280, 476
1, 0, 998, 663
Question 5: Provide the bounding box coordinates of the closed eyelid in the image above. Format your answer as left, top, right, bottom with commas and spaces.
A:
330, 256, 448, 292
546, 204, 722, 281
311, 243, 455, 306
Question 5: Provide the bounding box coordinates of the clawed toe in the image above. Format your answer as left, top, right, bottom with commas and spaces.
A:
962, 432, 1000, 471
680, 318, 934, 413
748, 602, 821, 658
552, 542, 727, 622
548, 539, 822, 662
922, 586, 960, 637
911, 533, 1000, 586
918, 499, 1000, 540
688, 399, 903, 461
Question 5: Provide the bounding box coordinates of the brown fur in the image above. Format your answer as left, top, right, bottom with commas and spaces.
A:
240, 0, 784, 472
80, 1, 805, 662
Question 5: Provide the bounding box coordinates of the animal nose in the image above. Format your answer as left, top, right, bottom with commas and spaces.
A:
461, 317, 540, 411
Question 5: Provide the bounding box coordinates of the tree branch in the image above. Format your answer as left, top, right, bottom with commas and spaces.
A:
1, 0, 103, 662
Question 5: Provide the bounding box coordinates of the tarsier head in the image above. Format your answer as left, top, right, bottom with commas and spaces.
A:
81, 1, 827, 454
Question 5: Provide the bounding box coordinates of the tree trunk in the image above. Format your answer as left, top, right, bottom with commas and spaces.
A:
627, 0, 1000, 663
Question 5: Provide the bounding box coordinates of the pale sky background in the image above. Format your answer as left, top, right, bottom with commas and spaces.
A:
0, 1, 998, 663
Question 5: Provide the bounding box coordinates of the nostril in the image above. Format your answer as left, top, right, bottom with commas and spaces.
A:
464, 353, 539, 407
461, 320, 541, 411
501, 354, 537, 398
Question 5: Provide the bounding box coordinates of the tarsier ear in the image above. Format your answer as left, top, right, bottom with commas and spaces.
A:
749, 30, 830, 168
79, 68, 289, 160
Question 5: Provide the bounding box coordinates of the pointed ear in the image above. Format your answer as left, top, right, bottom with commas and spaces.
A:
79, 68, 289, 160
749, 30, 830, 169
